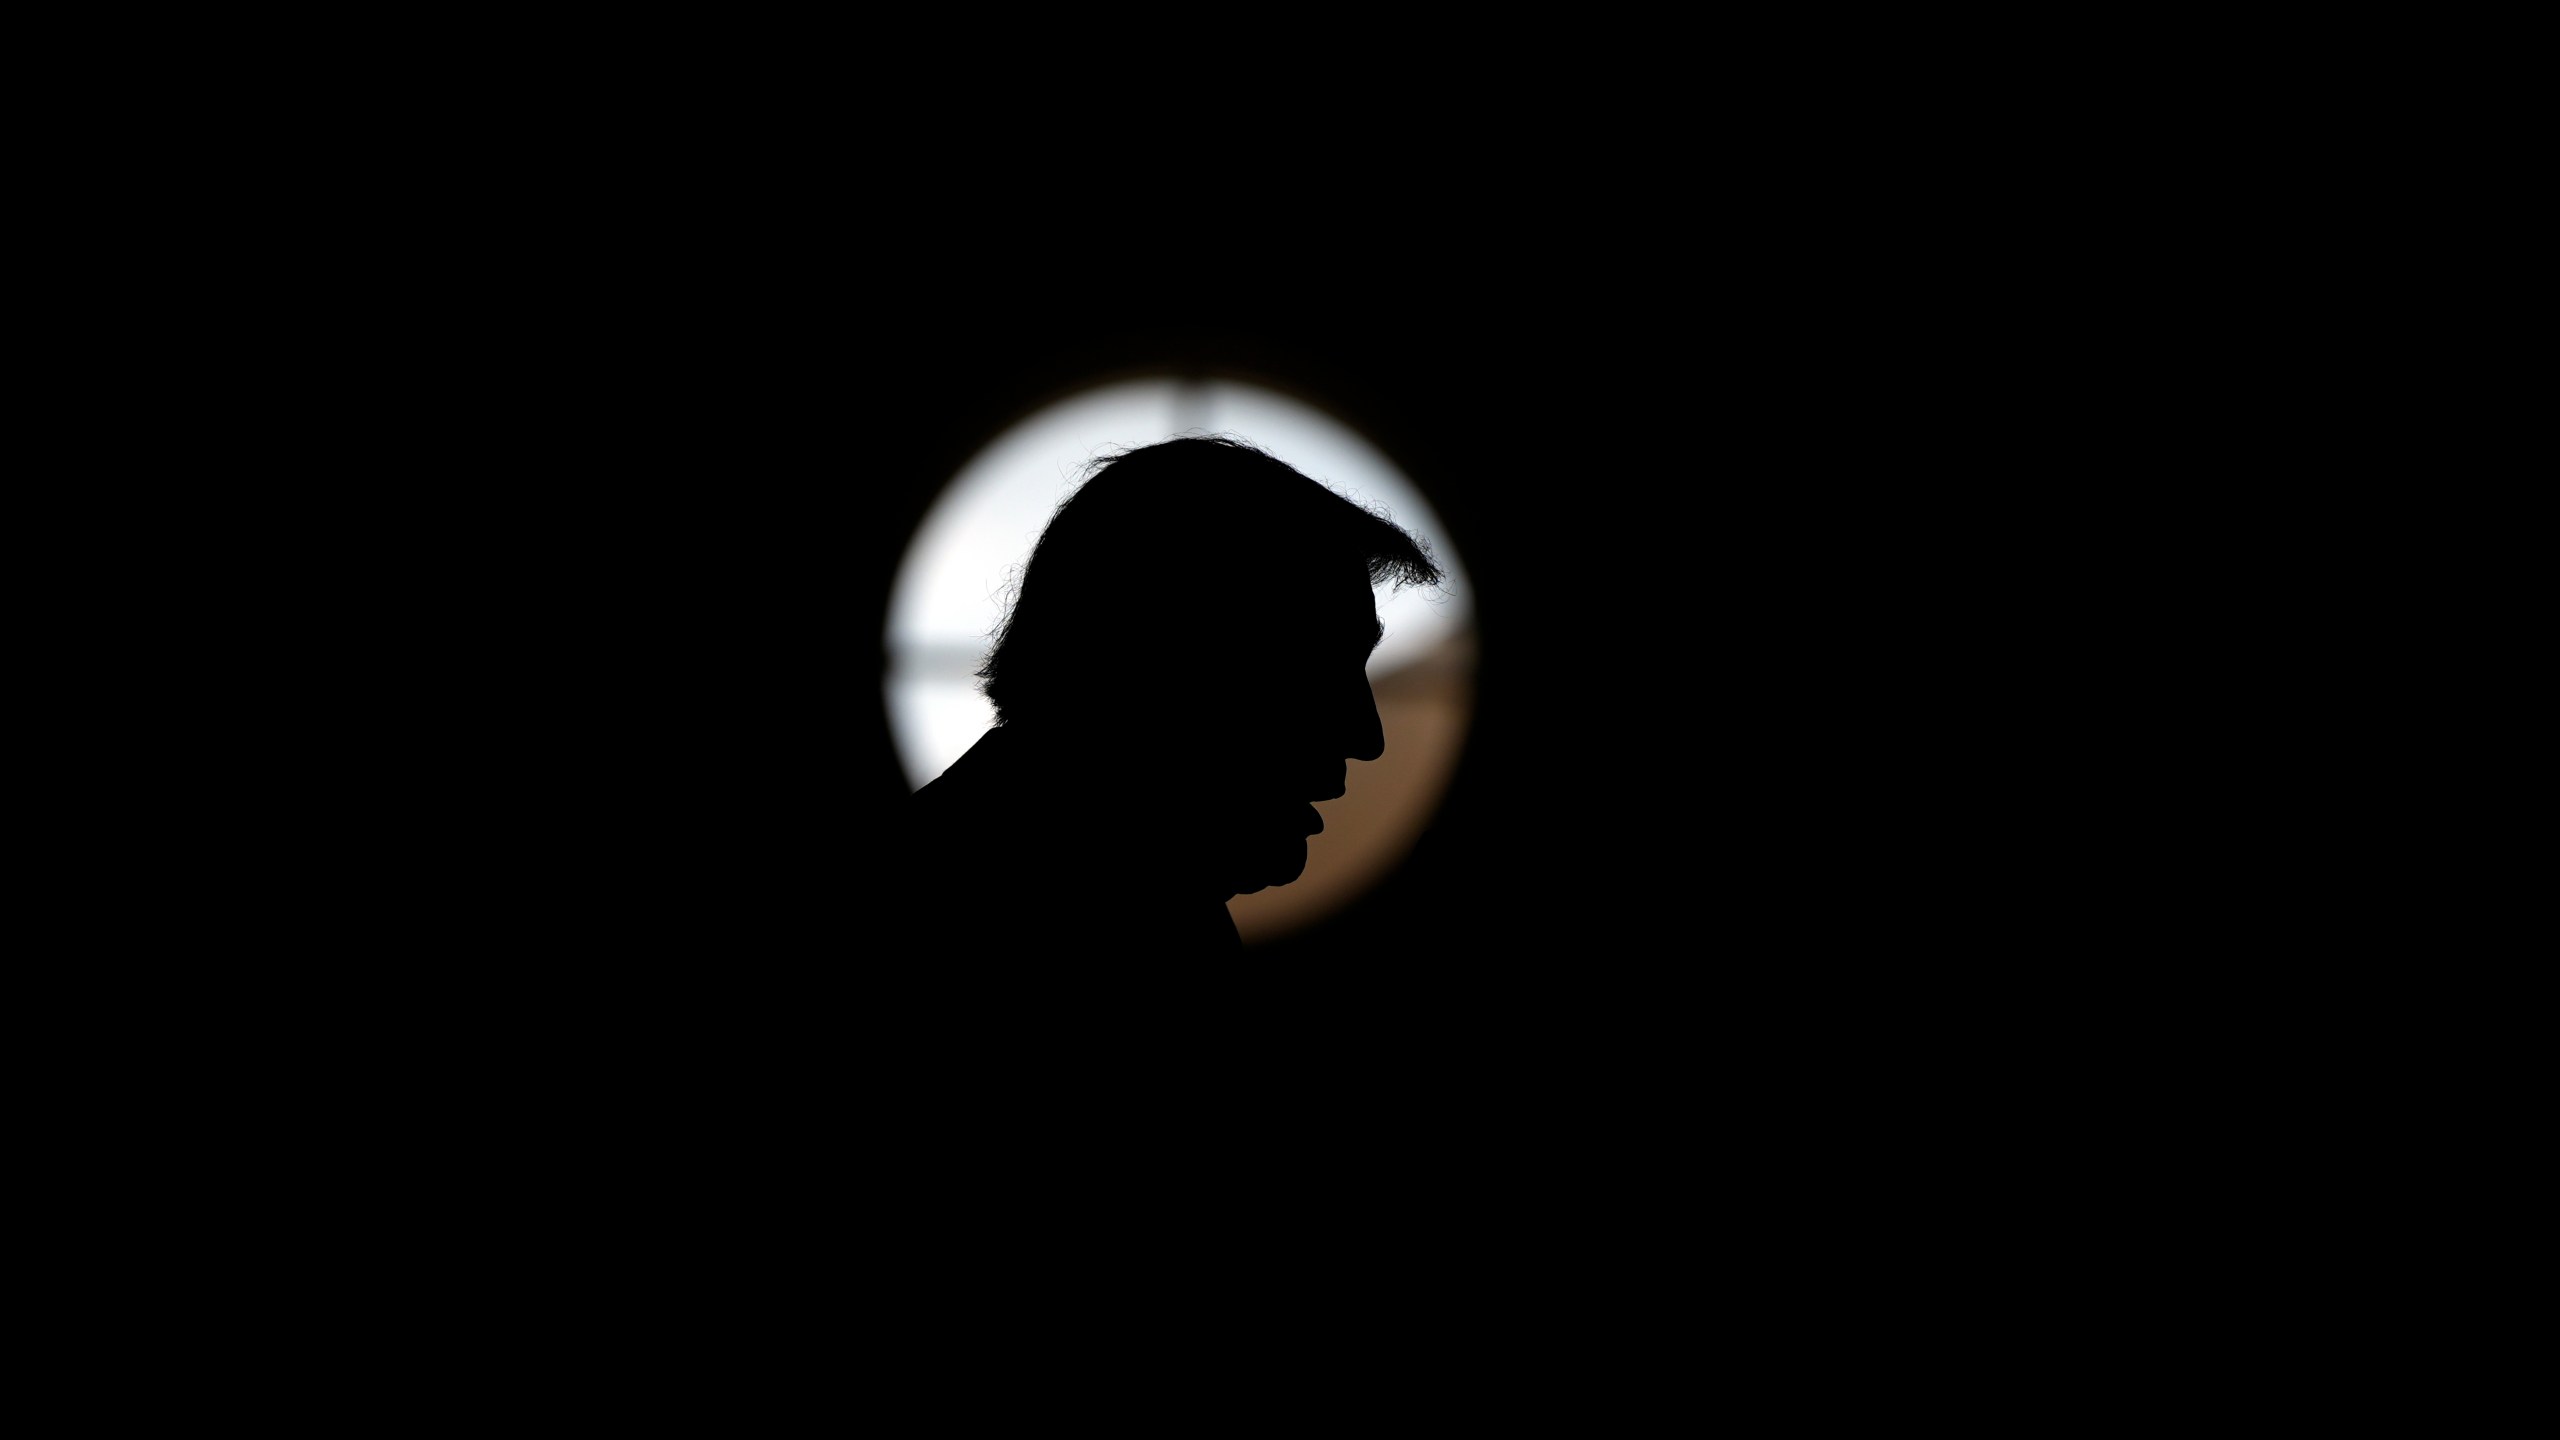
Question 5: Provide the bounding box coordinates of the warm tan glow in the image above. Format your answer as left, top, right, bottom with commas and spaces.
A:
1230, 629, 1475, 946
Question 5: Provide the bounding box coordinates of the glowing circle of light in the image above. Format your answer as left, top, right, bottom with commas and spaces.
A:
883, 375, 1475, 946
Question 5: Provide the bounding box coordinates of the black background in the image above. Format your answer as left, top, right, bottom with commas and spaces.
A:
272, 202, 2181, 1142
384, 243, 2134, 969
155, 81, 2280, 1367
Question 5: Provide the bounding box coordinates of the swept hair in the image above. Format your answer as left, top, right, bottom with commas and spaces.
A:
976, 436, 1442, 724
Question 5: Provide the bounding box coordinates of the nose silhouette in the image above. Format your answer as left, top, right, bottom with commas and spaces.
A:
1347, 671, 1385, 763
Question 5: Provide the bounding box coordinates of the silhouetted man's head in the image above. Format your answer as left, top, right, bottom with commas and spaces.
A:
975, 436, 1444, 898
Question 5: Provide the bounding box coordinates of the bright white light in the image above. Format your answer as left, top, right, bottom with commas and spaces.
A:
884, 377, 1471, 790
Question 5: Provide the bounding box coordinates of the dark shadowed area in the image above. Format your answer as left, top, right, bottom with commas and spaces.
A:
230, 205, 2198, 1374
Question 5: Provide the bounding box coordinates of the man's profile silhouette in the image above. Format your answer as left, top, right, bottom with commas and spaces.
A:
896, 435, 1445, 953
